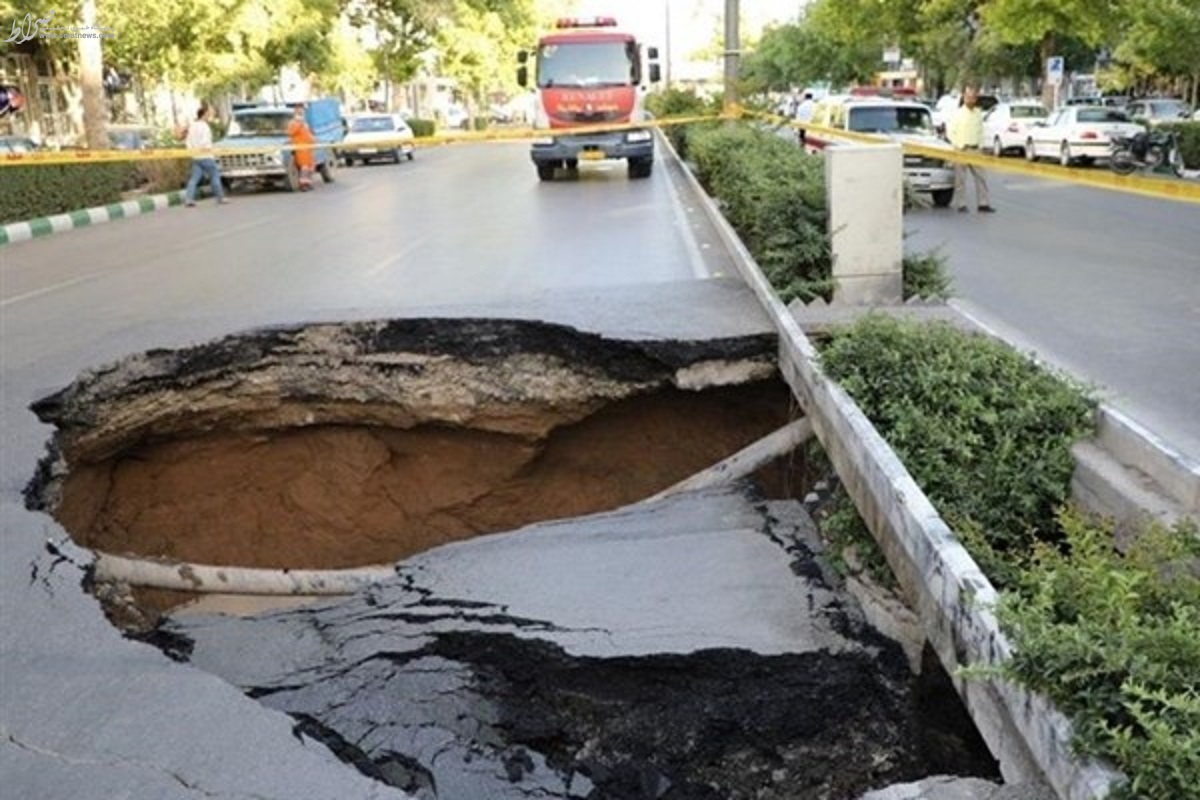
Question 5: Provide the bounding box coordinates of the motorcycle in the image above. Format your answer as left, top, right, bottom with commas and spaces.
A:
1109, 129, 1185, 177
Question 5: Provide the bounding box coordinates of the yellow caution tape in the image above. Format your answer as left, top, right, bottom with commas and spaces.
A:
0, 114, 721, 168
7, 110, 1196, 205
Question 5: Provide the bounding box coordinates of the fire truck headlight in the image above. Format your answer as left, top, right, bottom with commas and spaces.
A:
625, 130, 652, 143
532, 136, 555, 146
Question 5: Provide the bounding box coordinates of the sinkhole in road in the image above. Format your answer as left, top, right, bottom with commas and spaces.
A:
25, 317, 1001, 798
26, 318, 799, 600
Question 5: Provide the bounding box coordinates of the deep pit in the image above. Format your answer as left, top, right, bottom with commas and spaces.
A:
27, 319, 797, 573
25, 317, 1000, 799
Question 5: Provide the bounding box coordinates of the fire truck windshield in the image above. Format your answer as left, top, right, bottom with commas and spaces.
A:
536, 41, 638, 88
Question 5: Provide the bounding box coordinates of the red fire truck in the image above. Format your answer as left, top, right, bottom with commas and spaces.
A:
517, 16, 661, 181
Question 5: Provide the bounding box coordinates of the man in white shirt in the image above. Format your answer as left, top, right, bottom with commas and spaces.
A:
794, 92, 815, 145
183, 105, 227, 207
947, 87, 993, 213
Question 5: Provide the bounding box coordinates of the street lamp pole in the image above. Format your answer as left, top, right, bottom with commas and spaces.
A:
664, 0, 672, 90
723, 0, 739, 114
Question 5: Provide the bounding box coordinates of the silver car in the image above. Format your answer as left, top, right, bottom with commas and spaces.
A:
812, 97, 957, 207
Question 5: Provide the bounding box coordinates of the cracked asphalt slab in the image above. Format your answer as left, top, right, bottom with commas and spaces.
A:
1, 284, 787, 800
2, 283, 1001, 798
164, 488, 976, 799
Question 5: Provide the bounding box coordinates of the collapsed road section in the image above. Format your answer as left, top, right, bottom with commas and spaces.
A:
22, 316, 999, 798
166, 487, 997, 799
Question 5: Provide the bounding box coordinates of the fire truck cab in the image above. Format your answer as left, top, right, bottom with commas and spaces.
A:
518, 16, 661, 181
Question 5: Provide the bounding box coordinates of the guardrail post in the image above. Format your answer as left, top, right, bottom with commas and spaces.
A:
826, 143, 904, 304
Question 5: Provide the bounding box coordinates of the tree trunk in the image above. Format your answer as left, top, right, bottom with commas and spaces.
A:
1040, 32, 1057, 110
78, 0, 107, 148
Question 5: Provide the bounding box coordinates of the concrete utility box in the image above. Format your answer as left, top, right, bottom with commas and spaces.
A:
825, 143, 904, 305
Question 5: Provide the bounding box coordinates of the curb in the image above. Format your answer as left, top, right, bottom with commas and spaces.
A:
0, 191, 184, 247
665, 130, 1124, 798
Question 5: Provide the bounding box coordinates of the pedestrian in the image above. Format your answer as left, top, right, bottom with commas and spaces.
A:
794, 92, 815, 146
287, 103, 315, 191
947, 86, 994, 213
183, 105, 227, 207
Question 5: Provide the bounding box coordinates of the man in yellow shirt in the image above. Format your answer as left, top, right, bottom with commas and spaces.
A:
947, 87, 995, 213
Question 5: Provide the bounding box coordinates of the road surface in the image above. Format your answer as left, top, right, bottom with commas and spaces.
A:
905, 169, 1200, 462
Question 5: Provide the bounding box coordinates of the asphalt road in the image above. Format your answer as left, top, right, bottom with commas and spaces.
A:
905, 169, 1200, 463
1, 141, 736, 375
0, 143, 762, 800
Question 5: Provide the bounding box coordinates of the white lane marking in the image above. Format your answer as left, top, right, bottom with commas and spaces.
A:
152, 215, 282, 257
363, 237, 427, 277
663, 159, 710, 279
2, 216, 280, 306
1000, 180, 1072, 192
1, 273, 104, 307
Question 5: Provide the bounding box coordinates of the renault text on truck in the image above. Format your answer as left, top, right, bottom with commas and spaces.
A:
517, 16, 660, 181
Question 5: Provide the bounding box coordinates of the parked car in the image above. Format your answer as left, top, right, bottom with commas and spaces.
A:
442, 105, 469, 130
1125, 98, 1192, 126
1025, 106, 1144, 166
931, 93, 998, 136
982, 100, 1048, 157
340, 113, 414, 165
0, 134, 39, 153
106, 124, 159, 150
811, 95, 956, 207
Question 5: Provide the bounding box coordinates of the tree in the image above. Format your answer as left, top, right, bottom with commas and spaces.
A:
1113, 0, 1200, 104
435, 0, 537, 121
981, 0, 1125, 102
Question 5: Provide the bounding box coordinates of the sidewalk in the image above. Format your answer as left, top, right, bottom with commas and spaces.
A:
0, 190, 183, 246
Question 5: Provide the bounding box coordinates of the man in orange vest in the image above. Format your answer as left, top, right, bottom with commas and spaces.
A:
287, 103, 316, 191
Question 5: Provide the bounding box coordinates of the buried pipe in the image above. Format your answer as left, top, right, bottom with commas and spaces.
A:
647, 416, 813, 502
92, 417, 813, 597
93, 553, 399, 595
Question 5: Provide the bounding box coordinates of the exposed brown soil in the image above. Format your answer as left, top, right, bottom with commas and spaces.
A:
58, 383, 796, 570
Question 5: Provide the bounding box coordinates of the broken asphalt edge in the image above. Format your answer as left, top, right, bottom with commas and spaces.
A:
661, 130, 1126, 799
0, 190, 184, 247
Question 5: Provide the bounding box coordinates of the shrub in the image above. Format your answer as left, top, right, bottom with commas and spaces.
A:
135, 158, 191, 194
687, 122, 833, 303
683, 122, 953, 303
997, 511, 1200, 798
407, 118, 435, 138
1159, 121, 1200, 169
647, 88, 719, 158
0, 162, 137, 224
819, 315, 1096, 560
902, 249, 953, 300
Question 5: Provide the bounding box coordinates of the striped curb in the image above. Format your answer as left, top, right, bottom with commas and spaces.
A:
0, 191, 184, 247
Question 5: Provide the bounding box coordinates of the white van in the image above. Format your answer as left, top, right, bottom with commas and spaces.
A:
811, 96, 957, 207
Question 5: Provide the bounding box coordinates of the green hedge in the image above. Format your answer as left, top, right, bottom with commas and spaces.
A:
820, 316, 1095, 569
0, 162, 137, 225
687, 123, 833, 303
1158, 121, 1200, 169
407, 118, 435, 138
646, 87, 720, 159
817, 315, 1200, 795
683, 122, 952, 303
997, 511, 1200, 800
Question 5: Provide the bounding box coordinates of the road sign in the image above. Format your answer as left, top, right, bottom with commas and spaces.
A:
1046, 56, 1064, 85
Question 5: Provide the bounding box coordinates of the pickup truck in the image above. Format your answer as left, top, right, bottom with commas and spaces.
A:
216, 98, 344, 192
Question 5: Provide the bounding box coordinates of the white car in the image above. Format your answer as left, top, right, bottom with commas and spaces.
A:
982, 100, 1048, 157
341, 114, 415, 166
931, 94, 961, 135
1025, 106, 1144, 166
1125, 98, 1192, 126
812, 96, 957, 207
